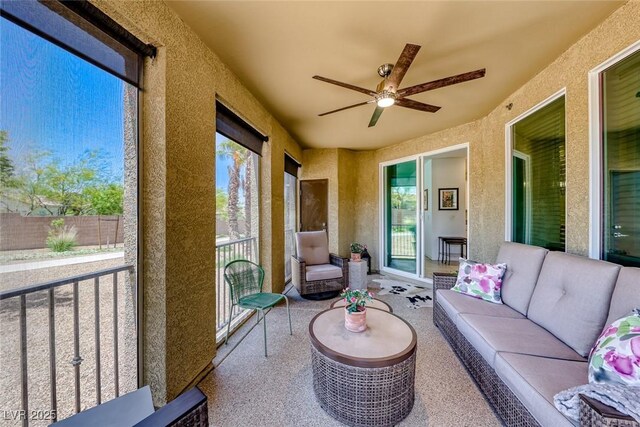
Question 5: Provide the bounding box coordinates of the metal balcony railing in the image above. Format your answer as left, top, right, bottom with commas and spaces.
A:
0, 265, 135, 426
215, 237, 257, 336
391, 224, 417, 258
284, 228, 295, 282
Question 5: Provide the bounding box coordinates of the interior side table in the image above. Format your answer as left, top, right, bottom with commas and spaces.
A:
309, 307, 417, 427
438, 236, 467, 264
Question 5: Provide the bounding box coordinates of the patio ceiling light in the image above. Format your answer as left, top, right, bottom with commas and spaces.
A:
376, 90, 396, 108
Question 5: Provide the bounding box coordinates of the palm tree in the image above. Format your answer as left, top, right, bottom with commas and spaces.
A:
243, 149, 253, 237
216, 137, 248, 240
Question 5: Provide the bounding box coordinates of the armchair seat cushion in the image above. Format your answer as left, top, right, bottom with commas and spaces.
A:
306, 264, 343, 281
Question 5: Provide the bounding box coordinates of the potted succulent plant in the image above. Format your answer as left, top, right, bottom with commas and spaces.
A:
340, 288, 373, 332
350, 242, 364, 262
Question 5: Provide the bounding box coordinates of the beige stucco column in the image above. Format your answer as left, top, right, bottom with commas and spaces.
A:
141, 46, 219, 405
96, 0, 303, 406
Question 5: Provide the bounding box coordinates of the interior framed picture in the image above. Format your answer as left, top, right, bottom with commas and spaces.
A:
438, 188, 459, 210
423, 189, 428, 211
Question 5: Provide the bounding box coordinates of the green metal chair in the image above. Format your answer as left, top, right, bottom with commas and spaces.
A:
223, 259, 292, 357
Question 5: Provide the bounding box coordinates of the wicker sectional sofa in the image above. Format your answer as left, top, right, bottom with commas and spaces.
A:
433, 242, 640, 427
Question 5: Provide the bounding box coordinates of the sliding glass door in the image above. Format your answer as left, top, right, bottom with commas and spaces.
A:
383, 160, 418, 275
284, 171, 297, 281
601, 49, 640, 266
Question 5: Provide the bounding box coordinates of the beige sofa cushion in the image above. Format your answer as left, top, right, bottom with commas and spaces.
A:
305, 264, 342, 282
527, 252, 620, 357
457, 314, 585, 368
496, 242, 548, 315
295, 231, 330, 266
437, 289, 525, 328
495, 352, 587, 427
606, 267, 640, 326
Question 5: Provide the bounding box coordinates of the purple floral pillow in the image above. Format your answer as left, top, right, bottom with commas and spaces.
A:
588, 309, 640, 386
451, 258, 506, 304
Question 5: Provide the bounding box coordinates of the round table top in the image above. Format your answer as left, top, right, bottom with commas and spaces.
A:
309, 307, 417, 368
330, 298, 393, 313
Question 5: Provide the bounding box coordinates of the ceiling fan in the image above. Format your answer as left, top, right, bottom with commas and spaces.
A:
313, 43, 486, 127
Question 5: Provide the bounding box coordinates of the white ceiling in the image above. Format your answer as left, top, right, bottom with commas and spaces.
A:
167, 1, 623, 150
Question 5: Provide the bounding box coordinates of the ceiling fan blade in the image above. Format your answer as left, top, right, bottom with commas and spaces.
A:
397, 68, 486, 98
368, 106, 384, 127
318, 100, 374, 116
395, 98, 441, 113
387, 43, 421, 91
313, 75, 376, 96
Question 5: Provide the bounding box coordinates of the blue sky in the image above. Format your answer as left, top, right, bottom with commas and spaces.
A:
1, 17, 125, 180
1, 16, 235, 190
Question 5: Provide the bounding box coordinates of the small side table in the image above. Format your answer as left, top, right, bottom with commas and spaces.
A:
348, 260, 368, 290
438, 236, 467, 264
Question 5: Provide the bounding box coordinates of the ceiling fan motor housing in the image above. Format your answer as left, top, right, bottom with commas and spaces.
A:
377, 63, 394, 78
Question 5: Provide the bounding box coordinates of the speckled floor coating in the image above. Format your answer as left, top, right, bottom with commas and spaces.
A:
198, 278, 501, 427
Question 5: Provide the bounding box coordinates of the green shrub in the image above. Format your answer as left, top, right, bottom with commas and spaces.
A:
350, 242, 364, 254
46, 219, 78, 252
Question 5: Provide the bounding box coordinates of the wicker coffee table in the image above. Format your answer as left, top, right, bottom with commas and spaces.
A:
309, 307, 417, 427
330, 297, 393, 312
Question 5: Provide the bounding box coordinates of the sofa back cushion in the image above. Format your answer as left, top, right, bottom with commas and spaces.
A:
496, 242, 548, 315
527, 252, 621, 357
606, 267, 640, 326
295, 231, 330, 266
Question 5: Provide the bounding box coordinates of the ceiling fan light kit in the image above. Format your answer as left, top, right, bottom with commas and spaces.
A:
313, 43, 486, 127
376, 90, 396, 108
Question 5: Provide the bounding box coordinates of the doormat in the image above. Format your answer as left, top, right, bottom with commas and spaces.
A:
371, 279, 433, 309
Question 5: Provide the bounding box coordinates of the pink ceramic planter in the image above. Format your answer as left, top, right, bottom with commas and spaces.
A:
344, 308, 367, 332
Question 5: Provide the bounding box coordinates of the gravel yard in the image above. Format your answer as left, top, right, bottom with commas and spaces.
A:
0, 256, 137, 426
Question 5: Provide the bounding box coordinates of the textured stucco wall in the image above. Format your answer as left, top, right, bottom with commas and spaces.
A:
299, 148, 361, 257
300, 149, 339, 254
94, 0, 302, 405
337, 149, 357, 256
338, 0, 640, 268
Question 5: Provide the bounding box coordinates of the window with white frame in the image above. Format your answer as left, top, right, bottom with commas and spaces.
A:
599, 49, 640, 267
509, 96, 566, 251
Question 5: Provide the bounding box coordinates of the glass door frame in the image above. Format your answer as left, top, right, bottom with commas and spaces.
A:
588, 40, 640, 260
378, 143, 471, 282
283, 170, 298, 283
379, 154, 423, 280
512, 150, 532, 244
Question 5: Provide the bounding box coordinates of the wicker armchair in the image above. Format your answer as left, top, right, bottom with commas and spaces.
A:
54, 386, 208, 427
432, 272, 638, 427
291, 231, 349, 299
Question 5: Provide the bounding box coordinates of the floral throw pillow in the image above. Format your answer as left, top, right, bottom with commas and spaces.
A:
451, 258, 506, 304
588, 309, 640, 386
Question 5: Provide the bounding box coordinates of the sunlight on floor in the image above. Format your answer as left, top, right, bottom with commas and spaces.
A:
424, 257, 458, 278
